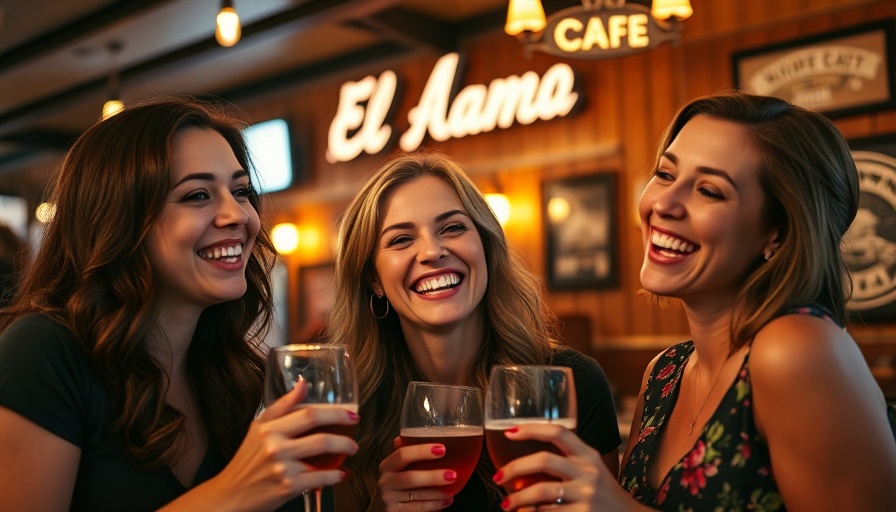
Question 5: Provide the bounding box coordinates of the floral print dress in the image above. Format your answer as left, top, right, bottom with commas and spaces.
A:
620, 344, 785, 511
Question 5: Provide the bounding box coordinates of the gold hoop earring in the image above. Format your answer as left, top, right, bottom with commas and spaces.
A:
370, 292, 390, 319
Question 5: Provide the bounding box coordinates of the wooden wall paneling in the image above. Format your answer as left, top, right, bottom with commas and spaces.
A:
805, 0, 843, 12
830, 3, 874, 31
740, 0, 775, 30
591, 58, 627, 340
835, 116, 875, 140
693, 0, 739, 39
870, 0, 896, 19
614, 50, 657, 338
874, 110, 896, 134
798, 7, 834, 35
773, 0, 809, 26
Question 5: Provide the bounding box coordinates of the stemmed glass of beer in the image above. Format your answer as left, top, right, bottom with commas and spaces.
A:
265, 344, 358, 512
399, 382, 484, 495
484, 365, 576, 492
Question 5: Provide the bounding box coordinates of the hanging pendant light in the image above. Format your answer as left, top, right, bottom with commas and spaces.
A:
505, 0, 547, 37
102, 41, 124, 120
216, 0, 241, 47
651, 0, 693, 21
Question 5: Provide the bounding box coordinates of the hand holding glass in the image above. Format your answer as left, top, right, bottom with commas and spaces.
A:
485, 365, 576, 492
399, 382, 484, 495
264, 344, 358, 512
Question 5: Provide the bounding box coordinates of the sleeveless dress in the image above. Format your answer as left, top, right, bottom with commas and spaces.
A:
619, 306, 842, 511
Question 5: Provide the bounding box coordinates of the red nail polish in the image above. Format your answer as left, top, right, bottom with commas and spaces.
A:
493, 470, 503, 482
431, 445, 445, 455
501, 498, 510, 510
507, 426, 519, 434
339, 470, 347, 480
347, 411, 359, 421
444, 470, 456, 481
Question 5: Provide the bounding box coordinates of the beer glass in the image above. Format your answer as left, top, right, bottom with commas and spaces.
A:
265, 344, 358, 512
399, 382, 484, 494
485, 365, 576, 492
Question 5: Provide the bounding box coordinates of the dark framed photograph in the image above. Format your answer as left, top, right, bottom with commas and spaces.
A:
844, 135, 896, 323
732, 19, 896, 118
543, 173, 619, 289
296, 262, 335, 342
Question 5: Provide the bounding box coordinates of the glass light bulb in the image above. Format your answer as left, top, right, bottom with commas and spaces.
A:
102, 99, 124, 119
485, 193, 511, 226
272, 223, 300, 254
216, 7, 241, 47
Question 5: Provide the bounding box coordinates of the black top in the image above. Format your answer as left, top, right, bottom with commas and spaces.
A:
0, 314, 231, 512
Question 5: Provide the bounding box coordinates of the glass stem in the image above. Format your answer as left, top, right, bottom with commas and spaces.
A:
303, 488, 322, 512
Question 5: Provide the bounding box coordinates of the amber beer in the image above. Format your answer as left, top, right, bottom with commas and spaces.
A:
485, 418, 577, 491
400, 426, 484, 494
299, 404, 359, 470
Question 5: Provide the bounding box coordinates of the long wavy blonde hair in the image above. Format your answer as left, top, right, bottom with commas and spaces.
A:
327, 151, 559, 506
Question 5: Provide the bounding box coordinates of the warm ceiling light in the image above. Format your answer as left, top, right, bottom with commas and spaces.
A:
547, 197, 570, 223
102, 99, 124, 119
101, 41, 124, 120
505, 0, 546, 36
271, 223, 299, 254
651, 0, 693, 21
215, 0, 241, 47
484, 193, 511, 226
35, 202, 56, 224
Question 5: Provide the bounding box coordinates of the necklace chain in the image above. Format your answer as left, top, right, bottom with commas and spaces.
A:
688, 356, 725, 435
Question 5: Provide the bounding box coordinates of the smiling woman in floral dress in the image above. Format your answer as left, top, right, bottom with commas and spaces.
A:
492, 91, 896, 511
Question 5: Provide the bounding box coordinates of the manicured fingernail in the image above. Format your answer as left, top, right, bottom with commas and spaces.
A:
501, 498, 510, 510
347, 411, 359, 421
493, 470, 503, 482
444, 470, 456, 481
506, 426, 519, 434
431, 445, 445, 455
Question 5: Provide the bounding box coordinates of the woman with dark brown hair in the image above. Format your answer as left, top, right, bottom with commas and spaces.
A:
0, 97, 358, 511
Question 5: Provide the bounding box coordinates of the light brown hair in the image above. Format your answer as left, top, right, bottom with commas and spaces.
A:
646, 91, 859, 351
328, 151, 558, 505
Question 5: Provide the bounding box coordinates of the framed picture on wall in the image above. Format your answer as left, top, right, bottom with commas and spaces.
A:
296, 262, 335, 342
844, 135, 896, 323
543, 173, 619, 289
732, 19, 896, 118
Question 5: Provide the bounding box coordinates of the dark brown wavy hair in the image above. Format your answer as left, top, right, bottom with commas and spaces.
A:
644, 91, 859, 352
329, 151, 559, 506
0, 97, 277, 468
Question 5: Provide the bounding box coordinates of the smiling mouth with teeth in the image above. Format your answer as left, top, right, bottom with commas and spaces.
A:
415, 273, 462, 294
198, 244, 243, 261
651, 230, 697, 256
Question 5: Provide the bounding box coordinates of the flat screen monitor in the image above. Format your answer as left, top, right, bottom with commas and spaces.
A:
242, 118, 294, 194
0, 195, 28, 239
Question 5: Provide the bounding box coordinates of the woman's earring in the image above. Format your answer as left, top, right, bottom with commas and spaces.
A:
763, 249, 775, 261
369, 292, 390, 319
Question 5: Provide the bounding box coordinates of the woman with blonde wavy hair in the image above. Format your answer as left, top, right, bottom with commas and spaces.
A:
0, 97, 359, 511
329, 151, 620, 511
